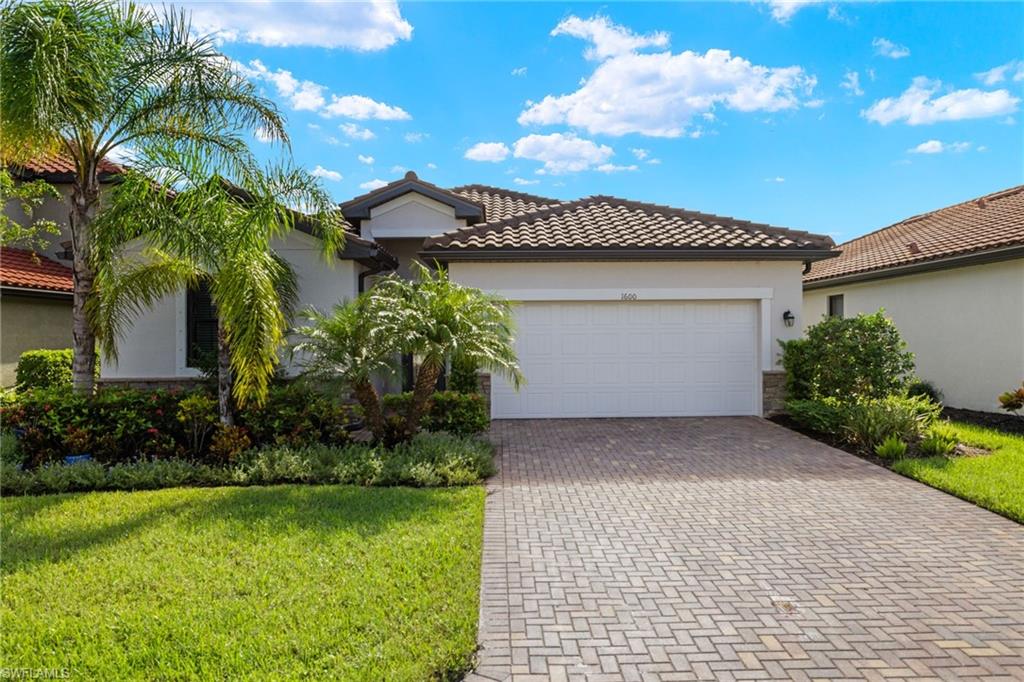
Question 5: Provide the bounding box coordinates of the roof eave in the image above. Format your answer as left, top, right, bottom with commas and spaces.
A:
340, 178, 484, 221
420, 247, 841, 264
803, 243, 1024, 290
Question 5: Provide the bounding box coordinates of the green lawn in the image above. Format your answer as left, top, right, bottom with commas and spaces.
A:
892, 421, 1024, 523
1, 484, 485, 680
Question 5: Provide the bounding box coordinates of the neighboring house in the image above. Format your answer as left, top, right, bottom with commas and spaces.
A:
803, 185, 1024, 413
108, 170, 837, 417
0, 154, 123, 386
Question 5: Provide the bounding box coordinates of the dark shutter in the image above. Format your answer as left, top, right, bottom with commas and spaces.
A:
187, 282, 218, 367
827, 294, 844, 319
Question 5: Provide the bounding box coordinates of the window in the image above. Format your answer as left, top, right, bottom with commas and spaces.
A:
187, 282, 218, 368
827, 294, 844, 319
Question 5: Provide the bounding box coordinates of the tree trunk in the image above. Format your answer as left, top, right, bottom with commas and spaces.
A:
352, 378, 386, 442
405, 360, 442, 437
69, 168, 100, 394
217, 318, 234, 425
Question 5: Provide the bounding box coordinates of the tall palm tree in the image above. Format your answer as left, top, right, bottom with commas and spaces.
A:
91, 150, 346, 423
0, 0, 286, 393
368, 263, 524, 439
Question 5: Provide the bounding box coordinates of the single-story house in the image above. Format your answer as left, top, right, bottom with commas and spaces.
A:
107, 170, 837, 417
0, 154, 123, 386
803, 185, 1024, 413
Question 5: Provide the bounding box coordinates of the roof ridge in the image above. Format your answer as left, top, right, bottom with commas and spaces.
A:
450, 183, 560, 206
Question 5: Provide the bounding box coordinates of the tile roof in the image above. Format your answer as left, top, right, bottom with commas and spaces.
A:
451, 184, 559, 222
423, 195, 835, 257
340, 171, 483, 221
805, 185, 1024, 285
1, 247, 74, 293
8, 151, 123, 183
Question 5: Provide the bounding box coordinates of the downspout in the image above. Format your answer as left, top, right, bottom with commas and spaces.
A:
358, 247, 389, 293
802, 260, 812, 275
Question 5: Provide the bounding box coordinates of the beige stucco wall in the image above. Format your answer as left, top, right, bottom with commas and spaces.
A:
450, 259, 807, 368
101, 230, 362, 379
802, 258, 1024, 412
0, 294, 73, 386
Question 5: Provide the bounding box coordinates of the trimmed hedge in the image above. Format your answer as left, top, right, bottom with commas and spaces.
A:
0, 432, 494, 496
382, 390, 489, 436
16, 349, 73, 390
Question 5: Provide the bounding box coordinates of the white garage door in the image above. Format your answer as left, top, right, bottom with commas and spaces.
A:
492, 300, 759, 418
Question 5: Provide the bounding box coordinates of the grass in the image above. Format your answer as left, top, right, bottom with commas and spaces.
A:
1, 484, 485, 680
892, 421, 1024, 523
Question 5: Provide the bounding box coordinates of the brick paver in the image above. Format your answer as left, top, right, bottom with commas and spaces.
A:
467, 418, 1024, 681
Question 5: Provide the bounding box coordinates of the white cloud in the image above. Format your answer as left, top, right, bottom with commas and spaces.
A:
551, 15, 669, 61
339, 123, 376, 140
389, 165, 406, 174
841, 70, 864, 96
403, 132, 426, 143
872, 37, 910, 59
311, 165, 342, 182
511, 66, 528, 77
977, 145, 988, 152
630, 148, 649, 160
763, 0, 824, 24
324, 136, 341, 146
646, 158, 662, 165
805, 98, 826, 108
426, 162, 438, 169
254, 127, 273, 143
306, 123, 321, 131
764, 176, 786, 183
863, 76, 1020, 125
359, 179, 389, 191
187, 0, 412, 51
595, 163, 638, 173
519, 21, 816, 138
464, 142, 510, 162
357, 154, 375, 165
512, 132, 614, 174
975, 60, 1024, 86
908, 140, 972, 154
513, 177, 540, 186
322, 95, 410, 120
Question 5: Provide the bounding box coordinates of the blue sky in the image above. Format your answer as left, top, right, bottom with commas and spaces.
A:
184, 1, 1023, 243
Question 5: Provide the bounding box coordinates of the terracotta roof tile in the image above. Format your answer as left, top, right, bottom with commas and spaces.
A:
450, 184, 559, 221
8, 151, 123, 182
1, 247, 74, 293
423, 195, 834, 256
805, 185, 1024, 284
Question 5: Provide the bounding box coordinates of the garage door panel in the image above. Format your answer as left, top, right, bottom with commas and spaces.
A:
493, 300, 758, 418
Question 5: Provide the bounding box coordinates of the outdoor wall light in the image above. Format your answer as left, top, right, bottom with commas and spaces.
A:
783, 310, 795, 327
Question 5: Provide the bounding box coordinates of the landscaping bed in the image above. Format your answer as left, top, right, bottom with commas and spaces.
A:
0, 484, 485, 679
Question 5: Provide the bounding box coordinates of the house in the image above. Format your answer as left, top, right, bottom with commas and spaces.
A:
803, 185, 1024, 413
106, 170, 837, 417
0, 154, 123, 386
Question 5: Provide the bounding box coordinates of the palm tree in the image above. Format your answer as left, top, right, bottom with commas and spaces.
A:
366, 263, 523, 440
91, 150, 345, 423
0, 0, 286, 393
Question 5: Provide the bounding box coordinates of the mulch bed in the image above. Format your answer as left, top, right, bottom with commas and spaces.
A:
942, 407, 1024, 437
769, 414, 891, 466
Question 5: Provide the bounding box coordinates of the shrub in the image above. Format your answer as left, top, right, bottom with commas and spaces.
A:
908, 380, 943, 404
779, 311, 915, 401
875, 435, 908, 459
998, 382, 1024, 415
843, 395, 941, 451
177, 393, 218, 457
449, 357, 480, 394
208, 425, 251, 464
16, 349, 73, 390
1, 430, 24, 466
919, 429, 957, 457
238, 382, 356, 448
382, 391, 489, 436
785, 398, 846, 436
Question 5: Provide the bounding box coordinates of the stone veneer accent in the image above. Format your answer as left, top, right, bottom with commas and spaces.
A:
762, 370, 787, 417
97, 377, 204, 391
477, 372, 491, 418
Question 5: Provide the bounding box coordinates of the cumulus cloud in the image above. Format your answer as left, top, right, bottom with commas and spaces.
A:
464, 142, 510, 162
841, 70, 864, 96
519, 18, 816, 138
359, 179, 389, 191
764, 176, 786, 183
762, 0, 825, 24
551, 15, 669, 61
908, 140, 971, 154
863, 76, 1019, 125
595, 163, 638, 173
512, 133, 614, 174
975, 60, 1024, 86
339, 123, 376, 140
322, 95, 410, 120
511, 66, 528, 77
311, 165, 342, 182
357, 155, 375, 165
404, 132, 426, 143
513, 177, 540, 186
872, 37, 910, 59
187, 0, 412, 51
630, 148, 649, 160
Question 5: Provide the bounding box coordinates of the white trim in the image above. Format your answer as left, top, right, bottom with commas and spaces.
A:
488, 287, 773, 302
759, 298, 773, 372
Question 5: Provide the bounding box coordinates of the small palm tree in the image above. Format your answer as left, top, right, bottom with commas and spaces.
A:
0, 0, 285, 393
370, 263, 524, 439
91, 149, 345, 423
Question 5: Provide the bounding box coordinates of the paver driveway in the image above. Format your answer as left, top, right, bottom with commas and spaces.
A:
468, 418, 1024, 681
